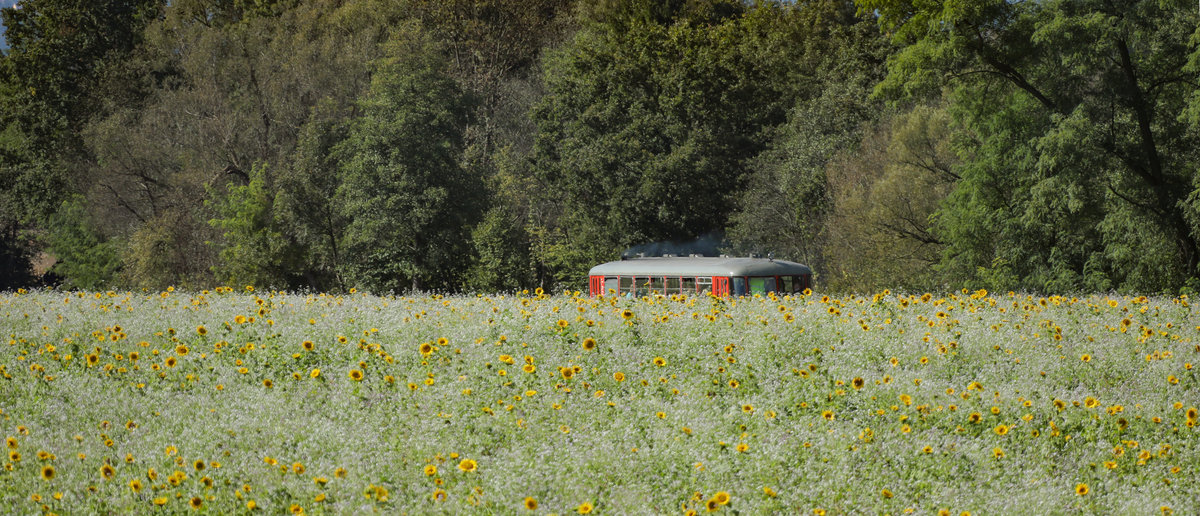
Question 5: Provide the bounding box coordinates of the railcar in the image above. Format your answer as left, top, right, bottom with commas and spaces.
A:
587, 255, 812, 297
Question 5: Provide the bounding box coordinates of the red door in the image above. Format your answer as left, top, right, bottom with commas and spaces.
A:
713, 277, 729, 297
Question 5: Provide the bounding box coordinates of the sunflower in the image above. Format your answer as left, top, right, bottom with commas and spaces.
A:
419, 342, 433, 356
581, 338, 597, 351
348, 369, 364, 381
851, 377, 864, 390
614, 371, 625, 382
1075, 483, 1089, 496
577, 502, 594, 514
457, 458, 477, 473
561, 367, 575, 380
994, 424, 1009, 436
621, 309, 634, 320
992, 447, 1005, 459
165, 356, 177, 368
524, 497, 538, 510
41, 465, 55, 481
653, 357, 667, 367
175, 344, 189, 356
196, 326, 207, 336
190, 497, 203, 509
302, 341, 314, 351
822, 410, 834, 421
424, 464, 437, 476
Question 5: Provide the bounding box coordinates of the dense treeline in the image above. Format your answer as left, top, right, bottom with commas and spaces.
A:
1, 0, 1198, 294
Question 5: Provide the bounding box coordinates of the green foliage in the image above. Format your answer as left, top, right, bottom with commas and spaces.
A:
532, 1, 804, 283
336, 26, 483, 292
861, 0, 1200, 293
207, 163, 302, 289
43, 196, 121, 290
122, 207, 217, 290
822, 105, 957, 292
3, 0, 1200, 293
729, 0, 892, 276
0, 225, 35, 290
274, 100, 353, 291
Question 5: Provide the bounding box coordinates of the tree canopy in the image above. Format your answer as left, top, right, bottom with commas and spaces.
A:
1, 0, 1199, 294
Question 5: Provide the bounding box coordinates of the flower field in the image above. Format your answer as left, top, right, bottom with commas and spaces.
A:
1, 288, 1197, 515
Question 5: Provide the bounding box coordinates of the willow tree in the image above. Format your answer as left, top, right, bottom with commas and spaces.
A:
859, 0, 1200, 292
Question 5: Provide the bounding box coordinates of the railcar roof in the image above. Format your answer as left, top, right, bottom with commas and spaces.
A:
589, 257, 812, 277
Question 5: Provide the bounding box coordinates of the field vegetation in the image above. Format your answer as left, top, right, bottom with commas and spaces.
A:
2, 288, 1197, 514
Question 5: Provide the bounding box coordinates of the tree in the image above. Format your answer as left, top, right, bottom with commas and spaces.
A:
336, 27, 482, 292
78, 0, 389, 288
207, 163, 305, 288
859, 0, 1200, 292
531, 1, 804, 285
44, 196, 121, 289
272, 100, 353, 291
728, 0, 892, 279
822, 105, 957, 291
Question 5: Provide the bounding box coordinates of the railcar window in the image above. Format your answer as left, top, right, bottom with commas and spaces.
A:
636, 277, 650, 296
780, 276, 792, 293
749, 277, 765, 294
650, 277, 664, 294
764, 277, 776, 293
696, 277, 712, 294
618, 276, 633, 295
605, 277, 618, 294
665, 277, 681, 294
681, 277, 695, 293
732, 278, 747, 296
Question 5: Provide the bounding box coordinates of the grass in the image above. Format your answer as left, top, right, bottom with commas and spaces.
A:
0, 287, 1197, 514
